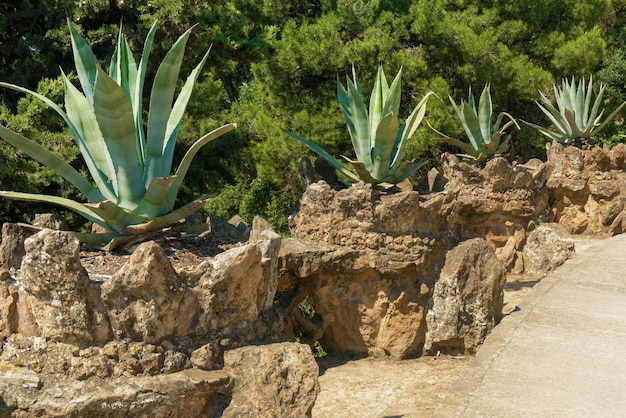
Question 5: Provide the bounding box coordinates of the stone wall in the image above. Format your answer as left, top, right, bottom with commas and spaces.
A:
1, 141, 625, 415
0, 225, 319, 417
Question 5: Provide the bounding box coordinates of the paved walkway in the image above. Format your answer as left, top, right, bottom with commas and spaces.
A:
435, 234, 626, 417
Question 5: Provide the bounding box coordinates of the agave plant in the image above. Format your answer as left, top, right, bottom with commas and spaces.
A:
523, 76, 626, 144
284, 66, 435, 188
432, 83, 519, 163
0, 21, 236, 249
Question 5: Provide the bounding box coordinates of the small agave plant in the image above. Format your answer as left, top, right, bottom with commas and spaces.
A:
284, 66, 435, 188
523, 76, 626, 144
0, 21, 235, 249
432, 83, 519, 163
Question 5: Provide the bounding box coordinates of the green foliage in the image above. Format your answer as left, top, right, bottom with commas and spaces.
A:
3, 0, 626, 232
285, 66, 435, 188
203, 182, 247, 220
433, 84, 520, 163
0, 75, 85, 227
552, 27, 606, 78
239, 178, 273, 224
204, 178, 298, 235
522, 76, 626, 144
294, 296, 327, 357
0, 21, 234, 248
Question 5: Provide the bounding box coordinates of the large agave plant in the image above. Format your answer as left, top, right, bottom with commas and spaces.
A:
284, 66, 435, 188
0, 21, 236, 249
523, 76, 626, 144
432, 83, 519, 163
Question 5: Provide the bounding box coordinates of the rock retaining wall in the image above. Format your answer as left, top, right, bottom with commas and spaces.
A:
0, 141, 625, 415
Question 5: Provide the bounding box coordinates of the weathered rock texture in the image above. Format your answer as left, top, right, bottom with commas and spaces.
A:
2, 142, 626, 415
278, 145, 626, 359
0, 341, 318, 418
0, 366, 230, 417
442, 154, 551, 274
280, 180, 485, 358
101, 241, 186, 343
0, 222, 325, 417
546, 142, 626, 235
222, 342, 319, 417
522, 224, 575, 275
425, 239, 506, 353
19, 230, 94, 346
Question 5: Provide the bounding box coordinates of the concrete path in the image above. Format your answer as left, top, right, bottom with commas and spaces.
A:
435, 234, 626, 417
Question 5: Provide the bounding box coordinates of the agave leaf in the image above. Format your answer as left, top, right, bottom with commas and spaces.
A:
430, 127, 478, 156
384, 69, 402, 120
165, 123, 238, 209
591, 101, 626, 136
582, 77, 594, 128
160, 48, 212, 182
495, 135, 511, 155
449, 96, 479, 151
145, 26, 193, 180
573, 78, 585, 128
495, 113, 520, 134
344, 158, 379, 183
128, 176, 177, 219
369, 66, 387, 144
588, 82, 606, 129
521, 119, 567, 142
63, 73, 118, 201
393, 91, 436, 168
124, 194, 214, 234
13, 222, 120, 247
84, 200, 148, 232
283, 128, 359, 182
563, 109, 584, 138
536, 100, 571, 136
93, 66, 144, 208
467, 86, 475, 109
0, 190, 109, 228
478, 84, 493, 145
72, 230, 120, 245
110, 25, 138, 105
338, 73, 371, 168
461, 101, 483, 150
134, 21, 159, 164
0, 125, 105, 202
371, 112, 400, 180
67, 20, 97, 106
384, 159, 424, 183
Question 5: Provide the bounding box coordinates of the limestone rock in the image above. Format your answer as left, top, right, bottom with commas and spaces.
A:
374, 291, 427, 358
248, 216, 282, 312
0, 335, 78, 376
291, 180, 457, 248
277, 235, 444, 358
100, 241, 186, 343
193, 243, 264, 335
523, 224, 575, 275
222, 342, 319, 418
441, 155, 551, 273
0, 223, 30, 270
18, 230, 93, 346
546, 141, 626, 235
209, 215, 250, 242
0, 368, 230, 417
31, 213, 68, 230
0, 364, 41, 389
190, 342, 220, 371
0, 270, 16, 338
425, 239, 506, 353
